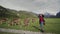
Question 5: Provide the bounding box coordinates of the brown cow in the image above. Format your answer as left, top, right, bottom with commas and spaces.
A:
0, 18, 8, 24
9, 18, 20, 26
24, 17, 30, 26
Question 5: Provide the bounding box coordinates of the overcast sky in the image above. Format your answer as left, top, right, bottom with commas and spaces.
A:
0, 0, 60, 15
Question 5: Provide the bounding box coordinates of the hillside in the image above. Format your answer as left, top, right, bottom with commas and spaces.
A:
18, 10, 37, 18
0, 6, 37, 19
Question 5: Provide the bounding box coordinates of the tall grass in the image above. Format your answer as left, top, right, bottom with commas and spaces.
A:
0, 18, 60, 34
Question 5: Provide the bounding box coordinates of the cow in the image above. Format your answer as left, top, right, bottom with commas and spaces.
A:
9, 18, 20, 26
24, 17, 30, 26
0, 18, 8, 24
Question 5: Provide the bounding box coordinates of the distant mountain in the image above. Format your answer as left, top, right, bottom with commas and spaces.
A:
44, 12, 51, 18
56, 12, 60, 18
44, 12, 56, 18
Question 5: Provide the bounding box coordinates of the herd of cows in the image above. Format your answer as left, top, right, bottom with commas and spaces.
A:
0, 18, 36, 26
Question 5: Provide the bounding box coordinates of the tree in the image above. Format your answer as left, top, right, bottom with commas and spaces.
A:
0, 6, 8, 18
0, 6, 19, 18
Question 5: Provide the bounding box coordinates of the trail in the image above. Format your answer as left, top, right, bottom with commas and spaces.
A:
0, 28, 53, 34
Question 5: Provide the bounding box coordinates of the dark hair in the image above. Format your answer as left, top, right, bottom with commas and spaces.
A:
42, 15, 44, 17
38, 14, 44, 17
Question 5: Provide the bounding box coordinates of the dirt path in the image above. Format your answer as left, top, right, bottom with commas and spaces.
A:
0, 28, 53, 34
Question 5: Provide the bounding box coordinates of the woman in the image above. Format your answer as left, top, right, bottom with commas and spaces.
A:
38, 14, 45, 32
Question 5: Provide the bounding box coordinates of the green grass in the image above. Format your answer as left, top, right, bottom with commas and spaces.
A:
0, 18, 60, 34
44, 18, 60, 34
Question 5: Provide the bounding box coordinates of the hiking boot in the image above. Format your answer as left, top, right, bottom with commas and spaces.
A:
40, 29, 44, 32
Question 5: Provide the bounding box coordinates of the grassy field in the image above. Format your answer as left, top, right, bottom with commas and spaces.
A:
44, 18, 60, 34
0, 18, 60, 34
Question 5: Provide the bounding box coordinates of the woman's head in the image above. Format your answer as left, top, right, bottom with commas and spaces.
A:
39, 14, 44, 17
